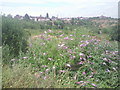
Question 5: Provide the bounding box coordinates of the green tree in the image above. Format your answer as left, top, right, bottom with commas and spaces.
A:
46, 13, 49, 18
24, 14, 30, 21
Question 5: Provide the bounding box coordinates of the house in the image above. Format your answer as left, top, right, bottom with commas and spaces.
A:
14, 15, 23, 20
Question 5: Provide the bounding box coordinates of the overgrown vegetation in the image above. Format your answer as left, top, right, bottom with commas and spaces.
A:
2, 16, 29, 64
2, 15, 118, 88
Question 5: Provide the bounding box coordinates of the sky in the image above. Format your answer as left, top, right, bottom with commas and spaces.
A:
0, 0, 119, 18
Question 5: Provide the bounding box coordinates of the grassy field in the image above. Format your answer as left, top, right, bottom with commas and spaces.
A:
3, 28, 119, 88
2, 16, 119, 88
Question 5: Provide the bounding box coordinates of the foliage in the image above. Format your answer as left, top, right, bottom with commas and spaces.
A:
23, 14, 30, 21
110, 25, 119, 41
2, 16, 29, 64
2, 16, 118, 88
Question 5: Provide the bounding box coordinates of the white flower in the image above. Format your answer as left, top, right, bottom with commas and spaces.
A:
79, 53, 84, 56
22, 57, 28, 59
103, 62, 106, 65
52, 66, 56, 69
66, 64, 71, 67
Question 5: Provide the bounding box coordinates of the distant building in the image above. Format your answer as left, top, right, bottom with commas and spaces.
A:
14, 15, 23, 20
61, 18, 71, 21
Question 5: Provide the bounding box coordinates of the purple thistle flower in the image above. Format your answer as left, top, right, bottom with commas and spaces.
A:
82, 72, 86, 75
70, 55, 76, 60
91, 83, 97, 87
103, 58, 107, 61
63, 46, 68, 49
91, 62, 94, 64
48, 58, 52, 61
64, 37, 69, 40
48, 29, 52, 32
80, 44, 87, 47
76, 81, 84, 84
79, 53, 85, 56
80, 57, 83, 60
78, 61, 84, 64
59, 70, 66, 73
70, 34, 73, 36
83, 58, 86, 61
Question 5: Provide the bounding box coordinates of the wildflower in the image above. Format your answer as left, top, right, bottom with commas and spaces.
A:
80, 41, 84, 43
80, 44, 87, 47
82, 72, 86, 75
58, 44, 61, 47
91, 62, 94, 64
66, 64, 71, 67
88, 56, 92, 58
44, 31, 47, 34
80, 57, 82, 60
48, 58, 52, 61
94, 42, 97, 44
45, 68, 50, 72
63, 46, 68, 49
113, 67, 117, 71
83, 58, 86, 61
61, 44, 65, 47
106, 50, 109, 53
70, 34, 73, 36
78, 61, 84, 64
43, 76, 47, 80
112, 52, 116, 55
52, 66, 56, 69
59, 70, 66, 73
64, 37, 69, 40
22, 57, 28, 59
79, 53, 85, 56
34, 72, 40, 78
70, 38, 74, 40
103, 58, 107, 61
43, 53, 47, 56
88, 75, 93, 78
76, 81, 84, 84
73, 74, 77, 80
41, 65, 47, 68
39, 72, 43, 74
87, 61, 90, 63
60, 34, 64, 37
106, 69, 110, 72
70, 56, 76, 60
91, 83, 97, 87
82, 35, 85, 37
48, 29, 52, 32
85, 40, 89, 44
47, 38, 51, 40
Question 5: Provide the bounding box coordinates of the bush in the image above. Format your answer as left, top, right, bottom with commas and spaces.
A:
2, 16, 29, 63
110, 25, 119, 41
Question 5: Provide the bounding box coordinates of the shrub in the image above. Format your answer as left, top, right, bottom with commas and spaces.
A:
110, 25, 119, 41
2, 16, 29, 63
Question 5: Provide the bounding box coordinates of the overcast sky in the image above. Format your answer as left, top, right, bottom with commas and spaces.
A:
0, 0, 119, 18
